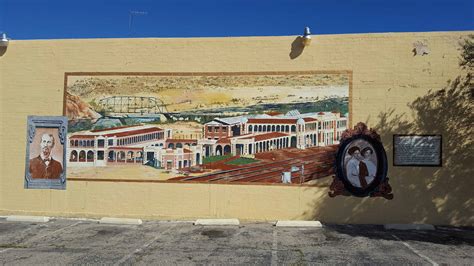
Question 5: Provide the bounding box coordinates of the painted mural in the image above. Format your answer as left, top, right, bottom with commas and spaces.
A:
64, 72, 350, 185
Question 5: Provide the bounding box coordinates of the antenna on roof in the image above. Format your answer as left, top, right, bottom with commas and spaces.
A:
129, 10, 148, 36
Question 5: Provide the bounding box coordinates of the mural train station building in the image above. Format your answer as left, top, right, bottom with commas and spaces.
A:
68, 109, 347, 170
201, 110, 347, 157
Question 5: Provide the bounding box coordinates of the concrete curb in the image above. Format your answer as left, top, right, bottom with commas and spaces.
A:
99, 217, 143, 225
54, 217, 100, 222
6, 215, 50, 223
384, 224, 435, 230
194, 219, 240, 226
275, 221, 323, 227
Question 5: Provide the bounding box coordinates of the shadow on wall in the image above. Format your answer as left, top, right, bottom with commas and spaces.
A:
0, 46, 7, 57
303, 35, 474, 226
289, 36, 305, 59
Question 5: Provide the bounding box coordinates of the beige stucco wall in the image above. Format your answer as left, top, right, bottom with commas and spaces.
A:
0, 31, 472, 225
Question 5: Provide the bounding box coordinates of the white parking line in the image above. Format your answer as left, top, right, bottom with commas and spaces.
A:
392, 234, 439, 266
0, 225, 35, 254
27, 221, 82, 243
271, 229, 278, 266
0, 248, 13, 254
0, 221, 82, 255
114, 224, 177, 265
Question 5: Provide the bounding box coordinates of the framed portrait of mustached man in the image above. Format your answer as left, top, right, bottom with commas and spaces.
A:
25, 116, 67, 189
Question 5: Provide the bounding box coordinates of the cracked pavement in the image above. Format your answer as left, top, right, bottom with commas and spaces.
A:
0, 219, 473, 265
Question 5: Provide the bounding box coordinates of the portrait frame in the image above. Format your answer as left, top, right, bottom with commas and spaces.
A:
24, 116, 68, 189
329, 122, 393, 199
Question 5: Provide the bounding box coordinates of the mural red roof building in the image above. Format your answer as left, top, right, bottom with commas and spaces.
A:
243, 132, 289, 141
247, 117, 317, 124
104, 127, 163, 137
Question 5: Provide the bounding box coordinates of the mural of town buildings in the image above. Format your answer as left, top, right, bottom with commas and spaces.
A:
64, 72, 350, 185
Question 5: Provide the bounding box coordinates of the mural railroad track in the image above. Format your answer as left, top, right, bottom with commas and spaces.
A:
172, 146, 337, 184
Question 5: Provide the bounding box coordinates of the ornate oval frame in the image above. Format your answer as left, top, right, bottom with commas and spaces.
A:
329, 122, 393, 199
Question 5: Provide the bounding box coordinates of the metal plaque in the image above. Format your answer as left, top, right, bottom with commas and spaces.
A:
393, 135, 442, 166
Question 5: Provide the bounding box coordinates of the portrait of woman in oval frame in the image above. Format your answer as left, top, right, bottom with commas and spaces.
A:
330, 122, 392, 199
336, 134, 388, 197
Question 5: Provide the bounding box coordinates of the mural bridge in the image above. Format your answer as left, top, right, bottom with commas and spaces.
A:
99, 96, 172, 118
98, 96, 242, 121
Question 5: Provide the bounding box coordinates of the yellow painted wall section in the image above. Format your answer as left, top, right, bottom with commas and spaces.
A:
0, 32, 473, 225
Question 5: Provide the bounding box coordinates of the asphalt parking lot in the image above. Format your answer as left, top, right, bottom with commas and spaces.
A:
0, 218, 473, 265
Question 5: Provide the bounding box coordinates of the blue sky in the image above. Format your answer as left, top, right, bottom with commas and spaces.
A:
0, 0, 472, 40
